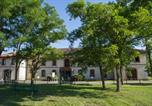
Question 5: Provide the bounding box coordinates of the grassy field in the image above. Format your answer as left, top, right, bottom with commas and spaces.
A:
0, 83, 152, 106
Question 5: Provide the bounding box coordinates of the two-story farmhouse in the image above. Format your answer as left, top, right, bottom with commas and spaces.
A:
0, 48, 148, 81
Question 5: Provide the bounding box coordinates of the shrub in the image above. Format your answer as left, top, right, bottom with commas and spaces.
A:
72, 74, 85, 81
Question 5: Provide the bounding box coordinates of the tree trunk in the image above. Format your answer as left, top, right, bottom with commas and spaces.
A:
147, 46, 152, 76
99, 65, 106, 90
30, 72, 34, 85
116, 65, 121, 92
120, 64, 124, 85
31, 78, 34, 85
145, 38, 152, 76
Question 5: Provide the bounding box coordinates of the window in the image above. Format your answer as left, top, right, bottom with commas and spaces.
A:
90, 69, 95, 77
41, 70, 46, 77
11, 58, 16, 65
52, 60, 56, 66
2, 59, 6, 65
135, 56, 140, 62
52, 70, 56, 78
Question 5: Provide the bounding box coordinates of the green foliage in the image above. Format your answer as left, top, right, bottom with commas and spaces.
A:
0, 0, 67, 81
129, 1, 152, 76
72, 74, 85, 81
67, 1, 139, 91
67, 0, 85, 19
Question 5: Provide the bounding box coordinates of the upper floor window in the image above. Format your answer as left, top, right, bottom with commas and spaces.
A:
135, 56, 140, 62
41, 70, 46, 77
64, 59, 70, 67
52, 60, 56, 66
2, 59, 6, 65
11, 58, 16, 65
90, 69, 95, 77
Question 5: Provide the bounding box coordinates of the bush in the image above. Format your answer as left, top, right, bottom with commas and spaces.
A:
47, 76, 58, 81
71, 74, 85, 81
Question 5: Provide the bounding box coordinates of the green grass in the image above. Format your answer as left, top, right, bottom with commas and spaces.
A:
0, 84, 152, 106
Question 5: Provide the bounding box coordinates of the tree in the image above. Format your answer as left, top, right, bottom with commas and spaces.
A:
130, 6, 152, 76
116, 0, 152, 77
67, 1, 118, 89
0, 0, 46, 81
6, 0, 49, 81
67, 0, 137, 92
0, 0, 67, 82
21, 3, 67, 85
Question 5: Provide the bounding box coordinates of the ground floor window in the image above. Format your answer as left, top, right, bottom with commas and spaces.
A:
90, 69, 95, 78
3, 69, 11, 81
41, 70, 46, 77
52, 70, 56, 78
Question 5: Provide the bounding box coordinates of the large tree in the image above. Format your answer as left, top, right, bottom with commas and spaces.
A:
10, 0, 46, 81
0, 0, 67, 82
21, 3, 67, 85
67, 0, 137, 91
117, 0, 152, 76
131, 8, 152, 76
0, 0, 46, 81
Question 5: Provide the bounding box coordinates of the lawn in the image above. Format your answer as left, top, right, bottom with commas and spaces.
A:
0, 83, 152, 106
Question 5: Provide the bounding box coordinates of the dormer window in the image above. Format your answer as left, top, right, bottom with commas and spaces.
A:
135, 56, 140, 62
2, 59, 6, 65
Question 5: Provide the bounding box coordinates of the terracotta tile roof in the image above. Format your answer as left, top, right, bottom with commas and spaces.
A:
59, 48, 80, 53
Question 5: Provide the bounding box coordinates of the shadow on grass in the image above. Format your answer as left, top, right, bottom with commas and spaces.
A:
126, 83, 152, 86
0, 84, 115, 106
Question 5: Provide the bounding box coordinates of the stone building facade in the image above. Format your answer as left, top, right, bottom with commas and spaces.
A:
0, 49, 148, 81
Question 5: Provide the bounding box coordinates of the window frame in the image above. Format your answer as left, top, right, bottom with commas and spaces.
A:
90, 69, 95, 77
52, 60, 56, 66
41, 70, 46, 77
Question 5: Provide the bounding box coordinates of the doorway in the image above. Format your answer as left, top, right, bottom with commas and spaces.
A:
126, 68, 137, 80
60, 67, 72, 81
3, 69, 11, 81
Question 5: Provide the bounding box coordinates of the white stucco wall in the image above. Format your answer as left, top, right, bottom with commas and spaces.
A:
18, 60, 26, 80
0, 58, 15, 80
0, 58, 27, 81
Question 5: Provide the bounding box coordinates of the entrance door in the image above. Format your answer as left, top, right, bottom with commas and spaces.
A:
4, 70, 11, 81
60, 67, 72, 81
126, 68, 137, 80
132, 69, 137, 80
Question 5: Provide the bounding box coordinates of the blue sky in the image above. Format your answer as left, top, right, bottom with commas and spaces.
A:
44, 0, 115, 48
